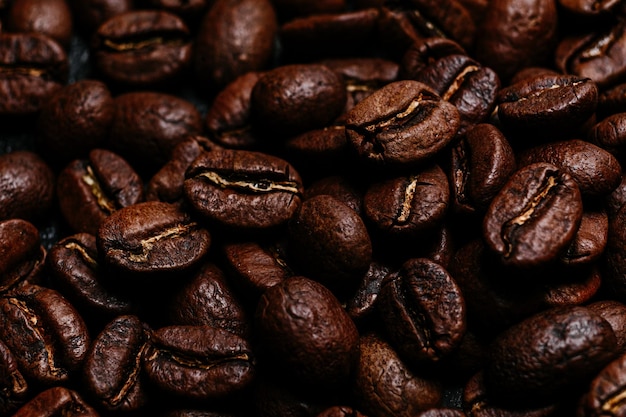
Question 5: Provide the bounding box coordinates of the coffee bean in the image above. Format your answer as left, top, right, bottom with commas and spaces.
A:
97, 201, 211, 275
483, 162, 584, 268
12, 386, 98, 417
0, 339, 28, 416
93, 10, 193, 86
0, 219, 45, 293
345, 80, 460, 169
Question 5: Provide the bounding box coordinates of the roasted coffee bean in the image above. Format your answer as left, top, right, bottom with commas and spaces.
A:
146, 135, 221, 205
143, 325, 255, 400
69, 0, 133, 34
463, 371, 564, 417
92, 10, 193, 86
474, 0, 558, 81
590, 112, 626, 155
168, 262, 250, 337
83, 315, 150, 412
108, 91, 203, 173
251, 64, 347, 138
0, 339, 28, 416
346, 260, 392, 322
0, 219, 45, 293
353, 333, 442, 417
517, 139, 621, 197
304, 175, 363, 215
97, 201, 211, 276
558, 0, 621, 15
379, 258, 466, 365
598, 82, 626, 119
588, 300, 626, 353
578, 351, 626, 417
36, 79, 115, 164
222, 238, 292, 299
414, 409, 466, 417
0, 32, 68, 115
47, 233, 134, 318
0, 150, 55, 223
450, 123, 516, 215
0, 284, 90, 384
555, 19, 626, 89
363, 163, 449, 237
194, 0, 277, 90
345, 80, 460, 169
496, 74, 598, 137
205, 71, 262, 149
255, 276, 359, 388
184, 149, 304, 230
405, 53, 500, 134
485, 305, 618, 406
483, 162, 583, 268
400, 37, 467, 80
320, 57, 399, 114
57, 148, 145, 235
279, 9, 380, 62
288, 195, 372, 294
603, 203, 626, 299
560, 209, 608, 266
7, 0, 73, 47
12, 386, 98, 417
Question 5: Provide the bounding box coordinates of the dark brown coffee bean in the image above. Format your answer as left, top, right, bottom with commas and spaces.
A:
406, 53, 500, 134
0, 33, 68, 115
363, 164, 449, 237
379, 258, 466, 365
414, 409, 466, 417
483, 162, 583, 268
598, 82, 626, 119
255, 276, 359, 388
463, 371, 563, 417
578, 351, 626, 417
304, 175, 363, 215
474, 0, 558, 81
184, 149, 304, 230
588, 300, 626, 353
603, 204, 626, 299
146, 135, 221, 205
69, 0, 133, 34
353, 334, 442, 417
93, 10, 193, 86
560, 209, 608, 266
485, 305, 618, 406
83, 315, 150, 412
450, 123, 516, 215
143, 325, 255, 400
400, 37, 467, 79
251, 64, 347, 138
0, 219, 45, 293
108, 91, 203, 173
194, 0, 277, 89
319, 57, 399, 114
497, 74, 598, 136
590, 112, 626, 155
555, 20, 626, 90
57, 148, 145, 235
97, 201, 211, 275
168, 262, 250, 337
12, 386, 98, 417
205, 71, 262, 149
0, 284, 90, 384
0, 150, 55, 223
346, 260, 392, 321
0, 339, 28, 416
279, 9, 380, 62
345, 80, 460, 169
518, 139, 622, 198
288, 195, 372, 294
36, 79, 115, 164
47, 233, 134, 318
7, 0, 73, 47
222, 238, 293, 297
558, 0, 620, 15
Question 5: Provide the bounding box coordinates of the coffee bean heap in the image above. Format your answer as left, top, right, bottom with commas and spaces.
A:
2, 0, 626, 416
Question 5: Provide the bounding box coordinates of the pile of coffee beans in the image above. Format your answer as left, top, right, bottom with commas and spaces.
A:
3, 0, 626, 415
